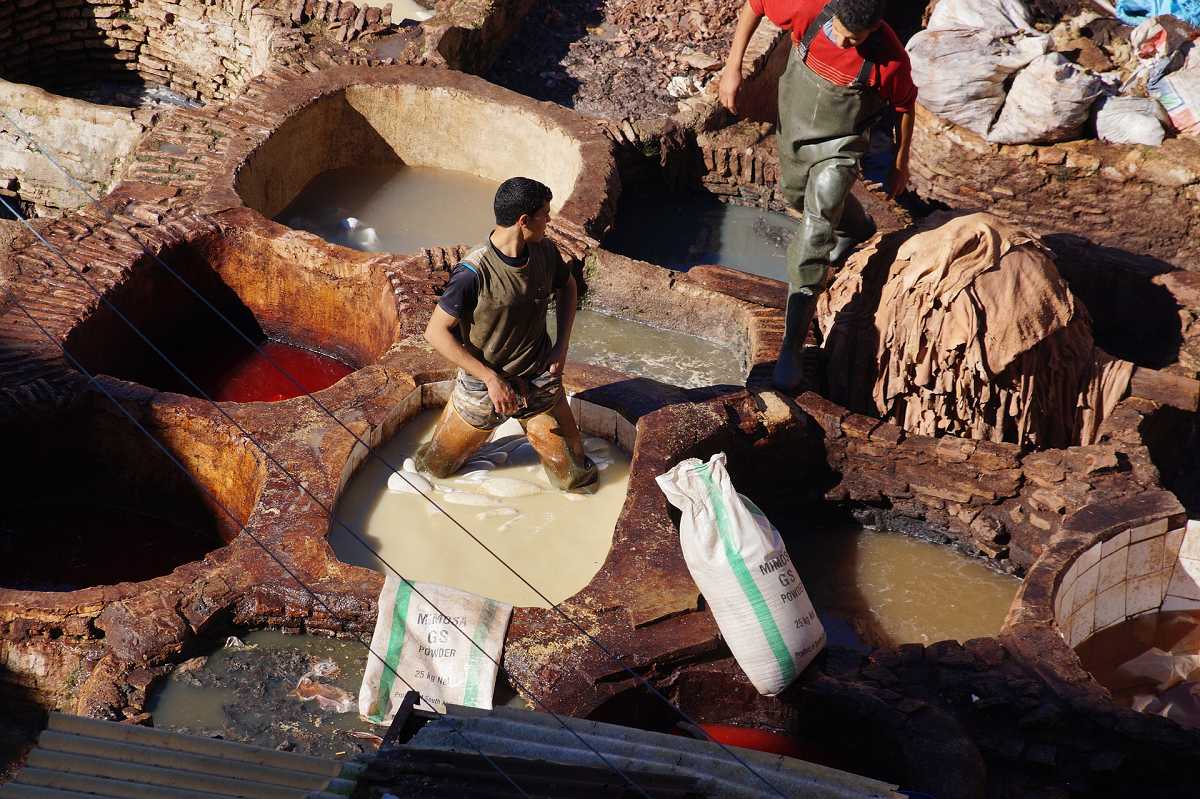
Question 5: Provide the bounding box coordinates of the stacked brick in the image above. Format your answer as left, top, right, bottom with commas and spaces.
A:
0, 0, 273, 105
797, 392, 1161, 573
288, 0, 395, 43
910, 104, 1200, 271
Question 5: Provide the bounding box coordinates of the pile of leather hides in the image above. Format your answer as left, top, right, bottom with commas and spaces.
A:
816, 213, 1133, 448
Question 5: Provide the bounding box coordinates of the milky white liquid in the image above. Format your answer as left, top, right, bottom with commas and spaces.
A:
331, 411, 629, 608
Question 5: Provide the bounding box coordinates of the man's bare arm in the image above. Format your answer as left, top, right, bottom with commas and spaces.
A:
548, 274, 578, 376
719, 1, 764, 114
424, 306, 519, 415
888, 109, 915, 199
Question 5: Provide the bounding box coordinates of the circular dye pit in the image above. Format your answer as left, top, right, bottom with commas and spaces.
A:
603, 188, 792, 282
65, 231, 393, 403
780, 516, 1021, 649
331, 409, 629, 608
554, 310, 744, 388
0, 401, 261, 591
276, 165, 499, 254
1076, 611, 1200, 729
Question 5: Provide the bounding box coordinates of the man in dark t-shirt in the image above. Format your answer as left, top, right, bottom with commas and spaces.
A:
415, 177, 597, 491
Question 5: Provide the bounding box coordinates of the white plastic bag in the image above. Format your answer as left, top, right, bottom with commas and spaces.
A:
1095, 95, 1170, 144
656, 453, 824, 696
1150, 59, 1200, 135
907, 28, 1050, 136
359, 575, 512, 721
988, 53, 1105, 144
926, 0, 1038, 35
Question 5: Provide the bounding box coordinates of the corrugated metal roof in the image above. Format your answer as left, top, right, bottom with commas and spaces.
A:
1, 713, 362, 799
373, 704, 903, 799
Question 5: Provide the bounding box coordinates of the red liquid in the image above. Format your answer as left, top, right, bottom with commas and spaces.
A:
204, 341, 354, 403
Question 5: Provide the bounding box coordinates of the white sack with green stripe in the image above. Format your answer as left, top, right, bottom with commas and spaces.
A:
657, 453, 825, 695
359, 574, 512, 721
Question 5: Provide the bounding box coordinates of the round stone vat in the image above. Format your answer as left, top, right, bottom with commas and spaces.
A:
0, 392, 265, 593
63, 223, 398, 402
228, 66, 618, 254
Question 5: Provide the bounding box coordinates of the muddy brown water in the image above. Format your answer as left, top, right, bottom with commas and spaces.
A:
275, 165, 499, 254
556, 309, 744, 388
1075, 610, 1200, 729
146, 630, 527, 757
782, 520, 1022, 650
330, 410, 631, 608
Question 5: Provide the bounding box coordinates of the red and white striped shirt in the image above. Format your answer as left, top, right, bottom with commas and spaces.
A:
748, 0, 918, 113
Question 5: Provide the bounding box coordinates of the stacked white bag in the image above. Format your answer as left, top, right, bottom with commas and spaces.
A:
657, 453, 824, 696
907, 0, 1051, 136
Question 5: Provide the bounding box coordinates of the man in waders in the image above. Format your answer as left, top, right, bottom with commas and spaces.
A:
719, 0, 916, 392
416, 177, 597, 491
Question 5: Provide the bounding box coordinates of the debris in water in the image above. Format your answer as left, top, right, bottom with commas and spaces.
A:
224, 636, 254, 650
291, 674, 356, 714
477, 476, 543, 498
387, 470, 433, 495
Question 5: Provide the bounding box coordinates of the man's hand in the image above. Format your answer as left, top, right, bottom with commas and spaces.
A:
547, 342, 568, 376
485, 373, 520, 416
887, 162, 910, 200
718, 67, 742, 114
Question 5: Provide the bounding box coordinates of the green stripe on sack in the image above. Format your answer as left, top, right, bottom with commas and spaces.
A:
697, 466, 796, 685
369, 578, 415, 723
462, 599, 498, 708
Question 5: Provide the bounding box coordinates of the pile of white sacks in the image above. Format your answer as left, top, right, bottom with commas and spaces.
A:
909, 0, 1199, 146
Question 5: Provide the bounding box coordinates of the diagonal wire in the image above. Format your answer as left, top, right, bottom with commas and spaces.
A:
2, 109, 790, 798
1, 296, 533, 799
0, 193, 655, 799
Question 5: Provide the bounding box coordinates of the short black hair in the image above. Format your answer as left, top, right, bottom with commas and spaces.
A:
494, 177, 552, 227
828, 0, 886, 32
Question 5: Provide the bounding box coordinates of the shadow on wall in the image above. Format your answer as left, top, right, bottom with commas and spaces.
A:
0, 671, 46, 782
0, 5, 158, 107
485, 0, 605, 107
1045, 233, 1183, 370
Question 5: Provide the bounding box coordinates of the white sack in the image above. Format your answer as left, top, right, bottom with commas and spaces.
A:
656, 453, 824, 696
1151, 63, 1200, 135
908, 28, 1051, 136
1095, 95, 1170, 144
927, 0, 1038, 35
988, 53, 1105, 143
360, 575, 512, 721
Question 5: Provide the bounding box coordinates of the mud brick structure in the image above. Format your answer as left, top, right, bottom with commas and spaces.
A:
909, 104, 1200, 271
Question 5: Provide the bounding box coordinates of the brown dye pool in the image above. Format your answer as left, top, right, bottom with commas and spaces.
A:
276, 165, 499, 254
0, 504, 218, 592
554, 310, 744, 388
1075, 610, 1200, 729
781, 518, 1021, 650
147, 629, 527, 756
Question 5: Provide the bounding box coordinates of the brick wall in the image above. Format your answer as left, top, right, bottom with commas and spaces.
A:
910, 103, 1200, 271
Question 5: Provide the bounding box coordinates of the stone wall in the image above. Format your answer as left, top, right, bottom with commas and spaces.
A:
798, 392, 1164, 572
0, 0, 276, 105
909, 104, 1200, 271
0, 82, 150, 216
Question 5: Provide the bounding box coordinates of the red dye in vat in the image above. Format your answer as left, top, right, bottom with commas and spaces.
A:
200, 340, 354, 403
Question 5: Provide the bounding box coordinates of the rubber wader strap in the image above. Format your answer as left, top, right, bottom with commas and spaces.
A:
797, 5, 877, 90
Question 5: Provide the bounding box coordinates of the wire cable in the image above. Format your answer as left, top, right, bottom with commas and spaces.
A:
1, 290, 534, 799
0, 193, 655, 799
2, 111, 791, 798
